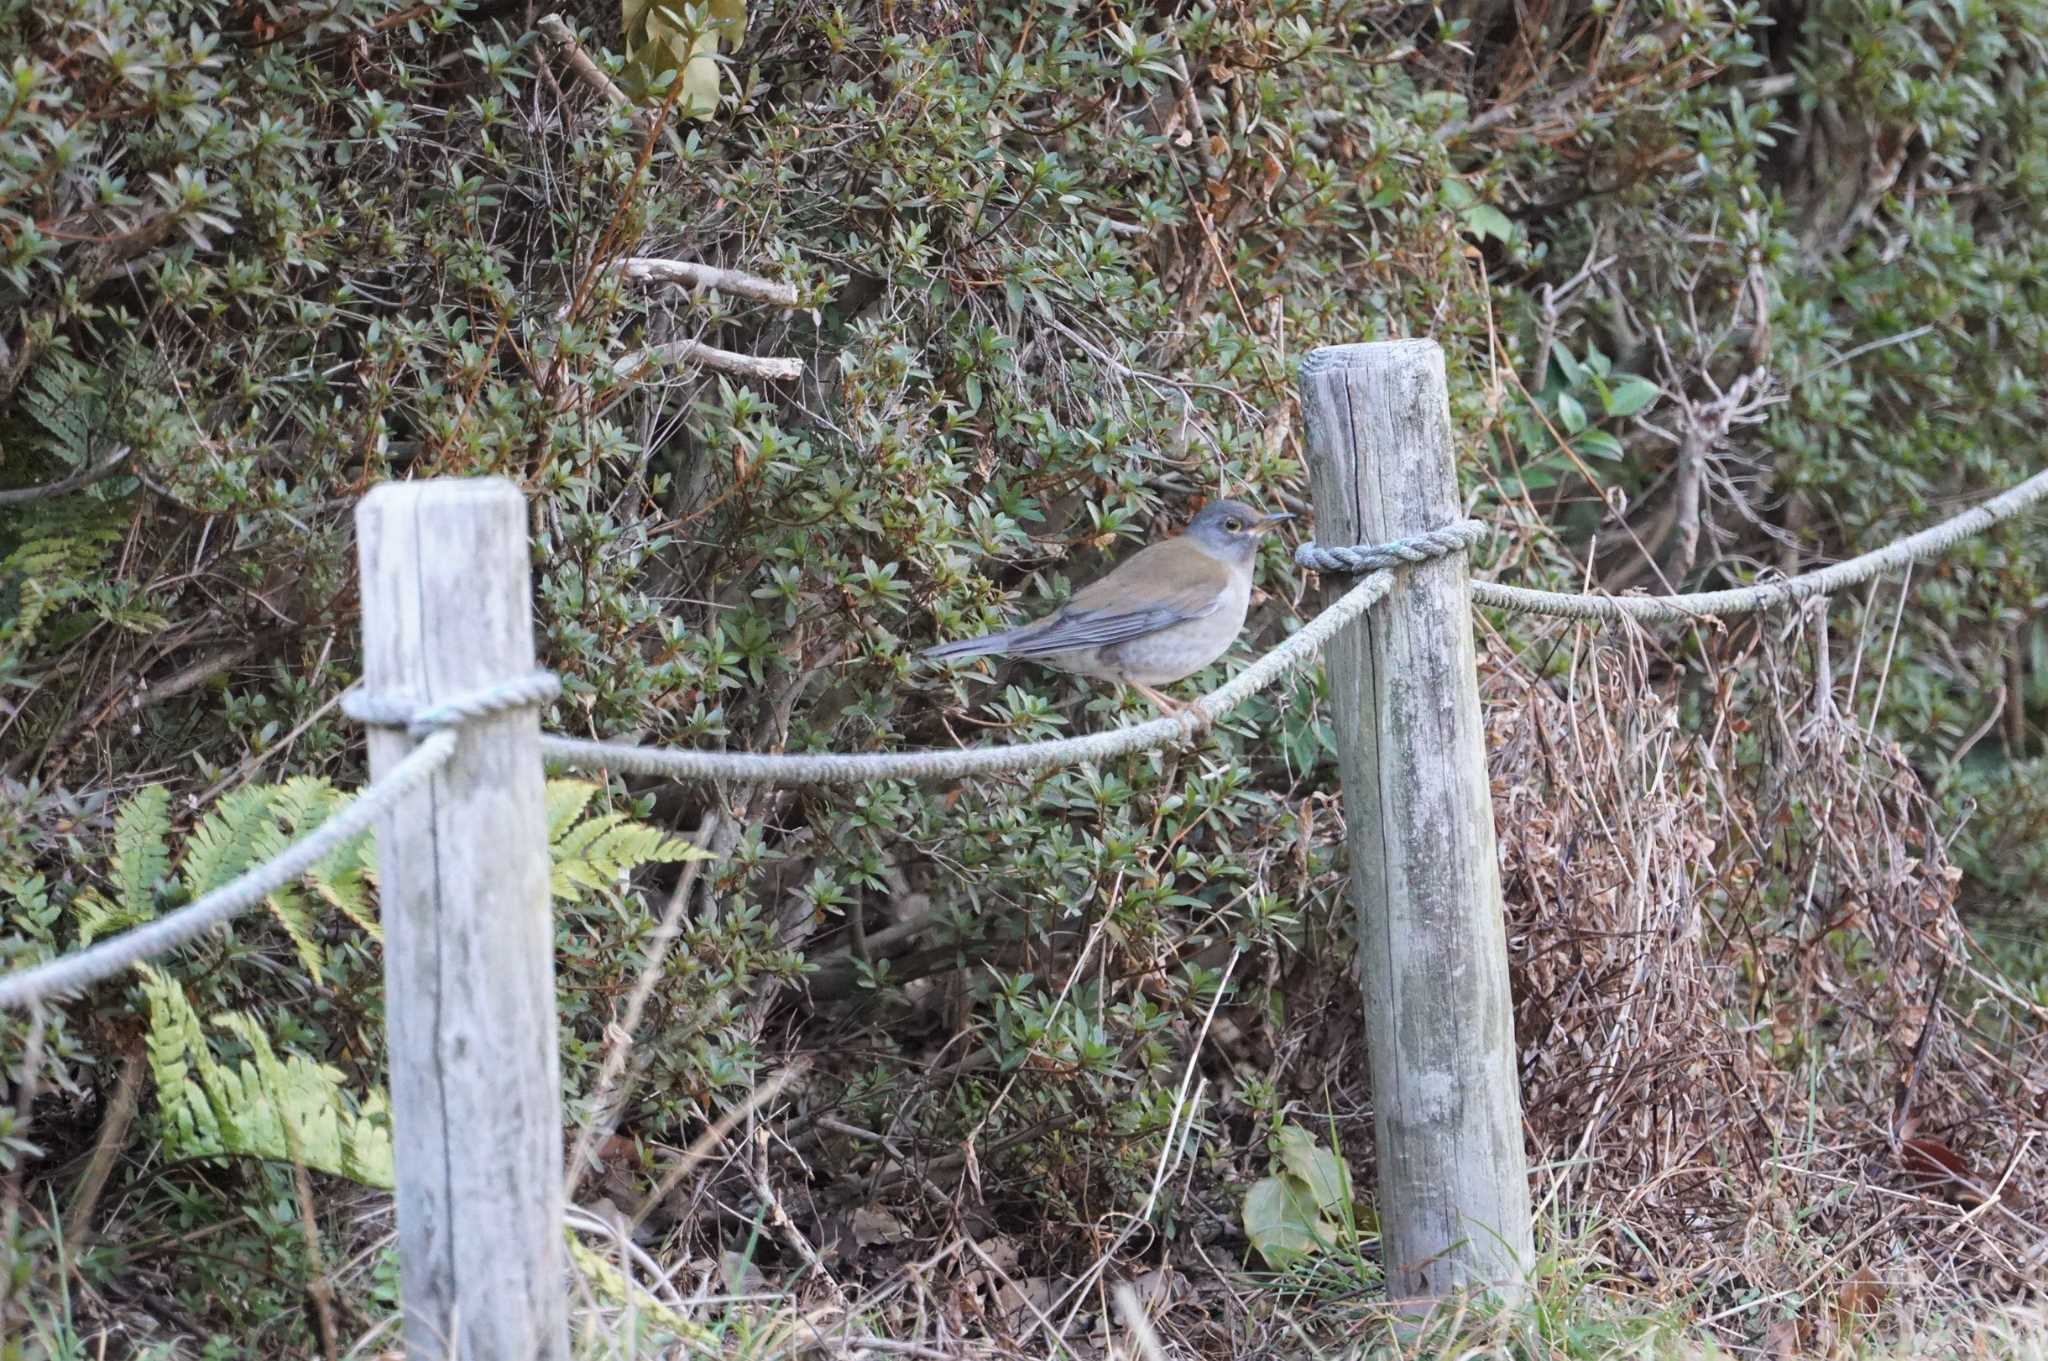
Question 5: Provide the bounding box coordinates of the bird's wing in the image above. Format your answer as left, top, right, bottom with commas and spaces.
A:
997, 542, 1231, 657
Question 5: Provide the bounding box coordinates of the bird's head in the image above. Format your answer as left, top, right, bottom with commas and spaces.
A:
1183, 499, 1294, 563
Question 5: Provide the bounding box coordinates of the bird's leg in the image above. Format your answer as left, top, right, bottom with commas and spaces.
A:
1130, 681, 1183, 715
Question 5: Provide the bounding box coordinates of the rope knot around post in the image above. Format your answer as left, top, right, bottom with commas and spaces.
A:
1293, 517, 1489, 574
342, 670, 562, 740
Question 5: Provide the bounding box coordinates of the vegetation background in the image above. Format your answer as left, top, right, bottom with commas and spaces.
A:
2, 0, 2046, 1355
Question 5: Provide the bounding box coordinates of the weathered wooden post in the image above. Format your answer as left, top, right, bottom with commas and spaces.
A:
1298, 341, 1533, 1300
357, 479, 567, 1360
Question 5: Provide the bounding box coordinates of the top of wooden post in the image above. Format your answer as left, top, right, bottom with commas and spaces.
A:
1299, 338, 1442, 376
360, 474, 527, 514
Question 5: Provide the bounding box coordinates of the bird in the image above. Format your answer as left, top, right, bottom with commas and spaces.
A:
921, 499, 1294, 714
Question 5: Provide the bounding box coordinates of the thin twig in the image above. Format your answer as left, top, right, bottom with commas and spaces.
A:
565, 810, 725, 1197
627, 1064, 806, 1233
282, 1122, 342, 1361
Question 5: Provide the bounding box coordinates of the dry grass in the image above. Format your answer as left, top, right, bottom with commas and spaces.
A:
1473, 611, 2048, 1354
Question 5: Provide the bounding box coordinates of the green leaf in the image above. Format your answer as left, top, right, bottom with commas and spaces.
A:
1274, 1124, 1353, 1216
622, 0, 743, 117
1556, 390, 1588, 434
1549, 344, 1588, 387
548, 779, 705, 906
1460, 203, 1515, 244
1242, 1172, 1336, 1269
1603, 375, 1661, 418
140, 966, 394, 1187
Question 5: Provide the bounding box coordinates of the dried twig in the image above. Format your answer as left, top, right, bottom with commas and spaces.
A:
626, 1063, 806, 1231
610, 257, 801, 308
612, 339, 804, 385
565, 808, 726, 1197
61, 1038, 148, 1252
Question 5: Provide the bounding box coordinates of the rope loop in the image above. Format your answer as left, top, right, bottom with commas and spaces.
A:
1294, 518, 1488, 575
344, 670, 562, 740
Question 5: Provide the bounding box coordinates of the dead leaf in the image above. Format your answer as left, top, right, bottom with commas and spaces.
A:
1835, 1265, 1887, 1323
851, 1206, 910, 1246
1901, 1137, 1986, 1205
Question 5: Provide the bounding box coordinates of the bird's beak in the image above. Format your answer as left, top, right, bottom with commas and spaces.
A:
1253, 512, 1296, 533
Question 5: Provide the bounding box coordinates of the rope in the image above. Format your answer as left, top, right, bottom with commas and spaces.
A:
0, 734, 456, 1009
1294, 519, 1489, 573
8, 467, 2037, 1006
539, 571, 1398, 787
1469, 468, 2048, 622
343, 670, 562, 739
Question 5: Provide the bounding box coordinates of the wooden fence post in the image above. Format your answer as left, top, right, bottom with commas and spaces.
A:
357, 479, 567, 1361
1298, 340, 1533, 1300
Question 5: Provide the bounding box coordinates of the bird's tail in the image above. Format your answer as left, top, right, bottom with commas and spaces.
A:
922, 629, 1024, 663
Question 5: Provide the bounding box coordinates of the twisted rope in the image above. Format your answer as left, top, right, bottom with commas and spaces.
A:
342, 670, 562, 739
7, 468, 2038, 1007
1294, 519, 1489, 574
0, 671, 565, 1010
0, 734, 455, 1009
1471, 468, 2048, 622
539, 571, 1399, 787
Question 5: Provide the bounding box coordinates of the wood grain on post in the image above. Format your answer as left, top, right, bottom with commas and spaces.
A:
1298, 340, 1533, 1300
357, 479, 567, 1361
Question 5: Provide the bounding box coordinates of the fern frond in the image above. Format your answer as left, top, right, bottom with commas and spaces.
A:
178, 785, 278, 900
0, 503, 126, 673
140, 971, 394, 1187
264, 886, 324, 984
545, 779, 602, 841
72, 889, 152, 948
139, 966, 225, 1157
19, 347, 102, 469
548, 783, 700, 906
112, 784, 173, 915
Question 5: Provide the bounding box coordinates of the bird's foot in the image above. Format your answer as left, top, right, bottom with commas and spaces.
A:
1131, 682, 1183, 715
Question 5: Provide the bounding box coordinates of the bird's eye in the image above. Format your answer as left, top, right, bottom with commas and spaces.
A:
1225, 517, 1243, 532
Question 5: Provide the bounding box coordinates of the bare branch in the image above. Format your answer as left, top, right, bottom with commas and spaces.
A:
610, 257, 800, 307
614, 339, 804, 384
537, 15, 637, 117
0, 446, 132, 507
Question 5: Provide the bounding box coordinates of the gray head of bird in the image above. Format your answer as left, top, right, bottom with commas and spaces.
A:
1181, 499, 1294, 565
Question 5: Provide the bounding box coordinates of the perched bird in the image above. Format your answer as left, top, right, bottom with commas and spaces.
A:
922, 499, 1293, 713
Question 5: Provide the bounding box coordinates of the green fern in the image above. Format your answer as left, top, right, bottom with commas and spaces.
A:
18, 346, 103, 472
178, 785, 280, 906
73, 783, 174, 946
0, 501, 126, 676
567, 1237, 715, 1347
549, 779, 704, 906
139, 967, 396, 1187
246, 779, 362, 984
113, 784, 174, 912
105, 776, 695, 1187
